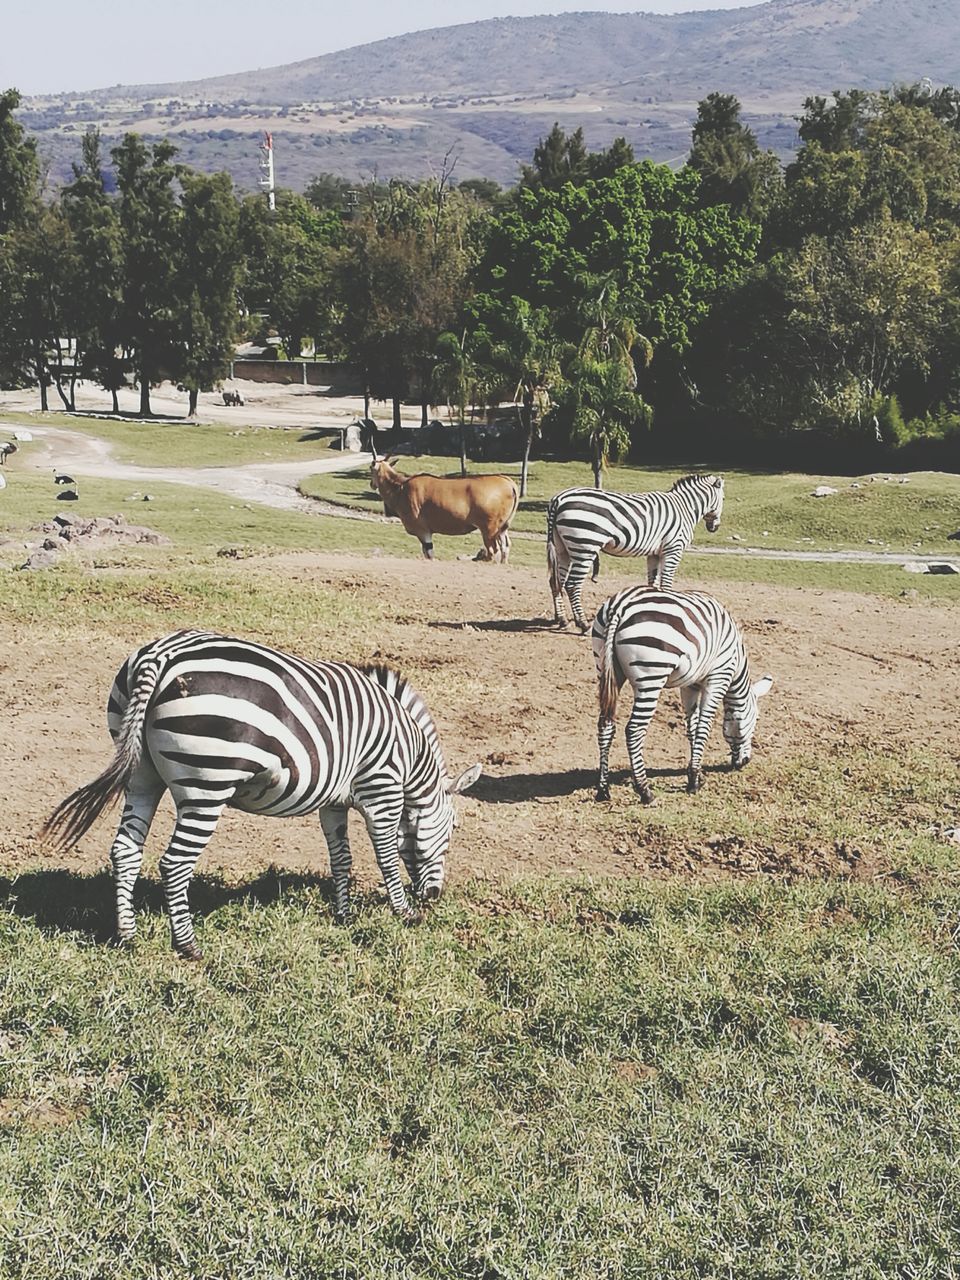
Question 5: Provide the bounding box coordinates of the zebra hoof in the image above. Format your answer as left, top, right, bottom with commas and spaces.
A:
575, 621, 590, 635
636, 785, 655, 805
175, 942, 204, 962
111, 933, 136, 950
595, 785, 611, 802
403, 910, 424, 928
687, 770, 705, 794
333, 911, 349, 926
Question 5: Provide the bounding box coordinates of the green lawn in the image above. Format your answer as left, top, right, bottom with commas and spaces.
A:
1, 877, 959, 1278
301, 455, 960, 556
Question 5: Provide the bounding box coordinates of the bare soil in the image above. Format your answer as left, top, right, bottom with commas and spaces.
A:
3, 554, 957, 899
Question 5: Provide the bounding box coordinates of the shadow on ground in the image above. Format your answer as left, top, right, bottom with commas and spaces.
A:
0, 867, 338, 943
430, 617, 563, 634
470, 763, 727, 804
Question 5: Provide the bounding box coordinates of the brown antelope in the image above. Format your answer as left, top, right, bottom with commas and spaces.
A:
370, 457, 519, 562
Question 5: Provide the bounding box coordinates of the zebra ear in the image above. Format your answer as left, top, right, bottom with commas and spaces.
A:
713, 475, 724, 489
752, 674, 773, 698
448, 762, 483, 795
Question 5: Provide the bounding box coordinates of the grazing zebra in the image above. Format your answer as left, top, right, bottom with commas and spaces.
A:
43, 631, 482, 958
547, 474, 725, 631
592, 586, 772, 804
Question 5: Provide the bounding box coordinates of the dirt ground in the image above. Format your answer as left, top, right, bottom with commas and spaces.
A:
2, 553, 958, 899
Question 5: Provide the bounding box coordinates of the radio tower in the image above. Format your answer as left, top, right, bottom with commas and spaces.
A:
259, 131, 276, 211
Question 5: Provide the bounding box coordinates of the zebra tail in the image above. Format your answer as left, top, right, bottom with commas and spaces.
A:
42, 655, 163, 851
546, 499, 561, 598
598, 600, 627, 721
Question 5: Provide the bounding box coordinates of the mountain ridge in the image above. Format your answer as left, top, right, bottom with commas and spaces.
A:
17, 0, 960, 191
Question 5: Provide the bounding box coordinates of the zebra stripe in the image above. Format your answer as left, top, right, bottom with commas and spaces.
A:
44, 630, 482, 957
591, 586, 772, 803
547, 474, 725, 631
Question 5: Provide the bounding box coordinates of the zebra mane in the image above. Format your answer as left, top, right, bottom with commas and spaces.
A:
359, 664, 447, 776
671, 473, 718, 490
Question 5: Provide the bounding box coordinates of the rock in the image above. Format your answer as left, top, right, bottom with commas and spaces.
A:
811, 485, 838, 497
142, 494, 153, 502
53, 514, 76, 527
898, 477, 910, 484
41, 538, 60, 551
903, 561, 959, 575
761, 530, 770, 537
849, 482, 862, 489
18, 550, 59, 570
13, 430, 32, 441
947, 531, 960, 541
900, 589, 920, 600
729, 534, 742, 542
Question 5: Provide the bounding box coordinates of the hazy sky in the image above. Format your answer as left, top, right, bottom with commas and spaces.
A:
5, 0, 758, 95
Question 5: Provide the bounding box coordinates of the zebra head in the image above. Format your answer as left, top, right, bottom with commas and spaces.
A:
398, 763, 483, 901
722, 673, 773, 769
702, 475, 724, 532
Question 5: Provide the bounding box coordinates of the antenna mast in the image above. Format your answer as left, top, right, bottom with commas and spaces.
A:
259, 131, 276, 211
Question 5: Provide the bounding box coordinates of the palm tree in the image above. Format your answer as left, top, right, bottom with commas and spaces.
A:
562, 356, 652, 488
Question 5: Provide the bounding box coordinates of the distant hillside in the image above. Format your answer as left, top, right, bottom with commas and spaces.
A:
17, 0, 960, 192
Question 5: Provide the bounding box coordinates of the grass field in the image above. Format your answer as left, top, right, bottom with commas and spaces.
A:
2, 430, 960, 1276
302, 455, 960, 556
3, 879, 960, 1277
0, 408, 341, 468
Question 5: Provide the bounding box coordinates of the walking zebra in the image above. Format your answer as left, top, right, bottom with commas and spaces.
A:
592, 586, 772, 803
43, 631, 482, 957
547, 474, 725, 631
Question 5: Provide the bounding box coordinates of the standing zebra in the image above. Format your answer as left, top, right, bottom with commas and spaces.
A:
43, 631, 482, 957
547, 474, 725, 631
592, 586, 772, 803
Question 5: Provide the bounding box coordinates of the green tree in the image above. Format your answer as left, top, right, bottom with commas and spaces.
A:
240, 191, 341, 360
61, 128, 127, 412
333, 179, 482, 431
0, 88, 39, 236
688, 92, 781, 220
113, 134, 182, 416
551, 355, 651, 488
178, 171, 243, 416
713, 215, 951, 436
0, 205, 74, 410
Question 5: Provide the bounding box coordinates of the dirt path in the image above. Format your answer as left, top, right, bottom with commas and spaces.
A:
8, 423, 372, 515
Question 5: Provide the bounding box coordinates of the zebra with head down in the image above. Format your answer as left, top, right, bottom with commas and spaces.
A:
43, 630, 481, 958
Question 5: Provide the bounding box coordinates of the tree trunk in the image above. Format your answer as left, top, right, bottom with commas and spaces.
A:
38, 369, 48, 412
139, 370, 151, 417
68, 371, 77, 412
392, 396, 402, 433
111, 387, 120, 414
519, 401, 535, 498
187, 388, 199, 417
460, 423, 468, 477
421, 397, 429, 428
592, 437, 603, 489
54, 374, 71, 410
363, 386, 371, 420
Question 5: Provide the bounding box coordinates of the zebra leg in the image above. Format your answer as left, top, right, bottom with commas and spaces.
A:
565, 557, 594, 633
550, 538, 572, 624
658, 547, 683, 591
646, 554, 661, 586
625, 678, 667, 804
361, 797, 413, 919
319, 806, 352, 924
596, 710, 619, 801
110, 767, 165, 945
687, 678, 726, 793
680, 685, 702, 758
158, 797, 228, 959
